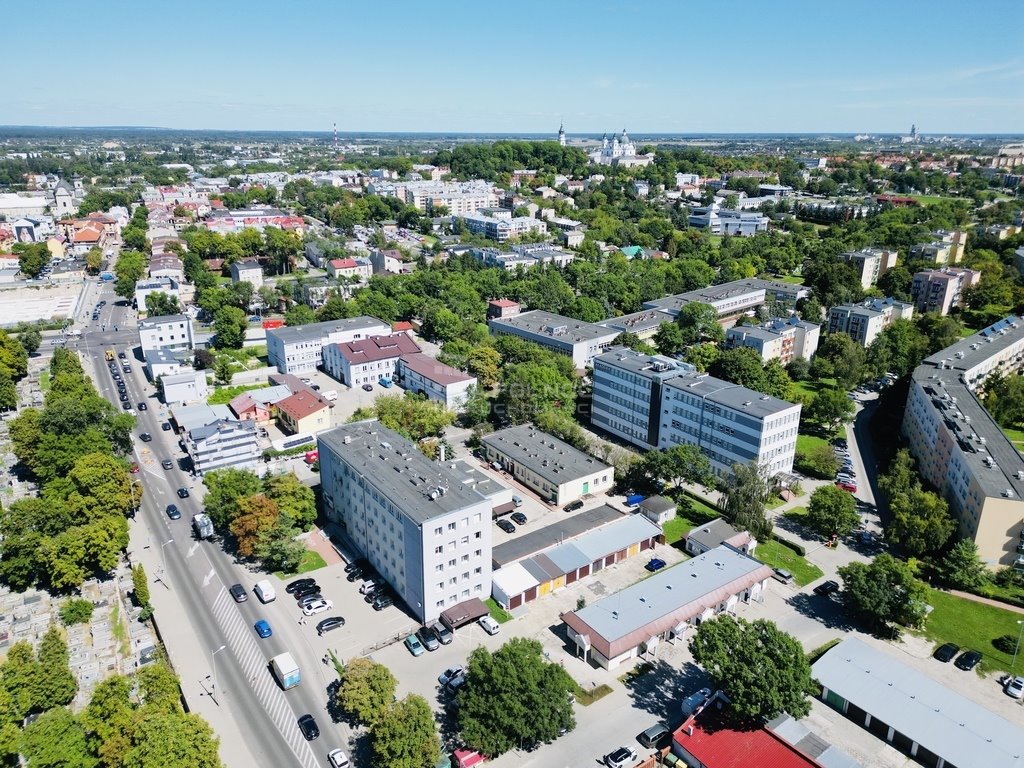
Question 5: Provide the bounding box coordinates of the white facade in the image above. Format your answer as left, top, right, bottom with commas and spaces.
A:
687, 205, 769, 236
841, 248, 898, 290
186, 419, 261, 475
725, 316, 820, 364
458, 213, 547, 243
139, 314, 195, 357
318, 423, 493, 624
161, 370, 210, 406
135, 278, 180, 315
488, 310, 618, 369
230, 260, 264, 289
266, 316, 391, 374
397, 353, 476, 411
828, 297, 914, 347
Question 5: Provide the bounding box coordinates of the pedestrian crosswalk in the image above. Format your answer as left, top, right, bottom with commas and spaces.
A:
208, 587, 321, 768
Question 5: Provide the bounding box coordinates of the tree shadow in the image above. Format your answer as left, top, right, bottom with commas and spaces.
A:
325, 679, 355, 726
434, 689, 462, 754
620, 656, 708, 726
786, 593, 859, 632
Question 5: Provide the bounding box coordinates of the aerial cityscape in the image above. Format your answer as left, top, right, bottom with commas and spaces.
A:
2, 2, 1024, 768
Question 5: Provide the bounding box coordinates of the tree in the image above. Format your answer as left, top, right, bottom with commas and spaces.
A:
806, 485, 860, 538
795, 441, 839, 479
85, 247, 103, 275
59, 598, 94, 626
499, 363, 576, 425
66, 452, 136, 518
113, 251, 148, 299
143, 292, 180, 318
35, 626, 77, 710
15, 243, 50, 278
710, 347, 768, 392
689, 616, 812, 722
202, 469, 262, 529
337, 657, 397, 726
213, 306, 247, 349
676, 302, 724, 345
720, 462, 772, 541
371, 695, 441, 768
805, 389, 855, 435
811, 333, 865, 390
984, 372, 1024, 430
132, 564, 151, 614
0, 373, 16, 411
18, 327, 42, 357
866, 319, 928, 378
635, 445, 714, 494
229, 494, 280, 559
371, 393, 456, 442
285, 304, 316, 327
458, 638, 575, 755
263, 473, 316, 530
653, 322, 685, 356
466, 346, 501, 389
0, 641, 41, 720
887, 486, 955, 557
837, 554, 928, 635
122, 710, 221, 768
81, 676, 135, 767
19, 707, 96, 768
684, 342, 720, 372
212, 356, 233, 385
934, 539, 988, 590
611, 331, 655, 355
0, 330, 29, 380
255, 523, 305, 573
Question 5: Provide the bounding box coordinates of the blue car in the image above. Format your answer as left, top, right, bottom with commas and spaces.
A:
254, 619, 272, 638
645, 558, 667, 572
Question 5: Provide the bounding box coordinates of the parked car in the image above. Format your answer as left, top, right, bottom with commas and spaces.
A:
438, 665, 465, 687
836, 481, 857, 492
302, 598, 333, 616
345, 569, 365, 582
327, 749, 350, 768
344, 559, 367, 574
139, 432, 152, 442
637, 723, 670, 749
681, 687, 712, 716
254, 619, 272, 638
563, 500, 584, 512
298, 593, 326, 608
432, 622, 453, 645
297, 714, 319, 741
511, 511, 528, 526
229, 584, 247, 603
417, 626, 440, 652
293, 584, 322, 600
955, 649, 983, 671
177, 487, 189, 498
404, 634, 425, 657
645, 558, 667, 572
316, 616, 346, 635
165, 504, 181, 520
1005, 676, 1024, 699
372, 595, 393, 611
813, 580, 840, 597
446, 674, 467, 694
361, 384, 373, 392
137, 402, 147, 411
161, 422, 172, 431
478, 615, 500, 635
772, 568, 794, 584
286, 578, 317, 594
161, 459, 173, 470
604, 746, 638, 768
496, 519, 516, 534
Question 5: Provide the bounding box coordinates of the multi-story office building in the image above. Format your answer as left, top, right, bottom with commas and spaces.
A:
321, 333, 420, 387
318, 422, 493, 624
266, 316, 391, 374
827, 297, 914, 347
591, 347, 801, 476
642, 278, 810, 326
185, 419, 261, 475
488, 310, 619, 369
840, 248, 898, 290
902, 316, 1024, 567
910, 267, 982, 315
724, 315, 820, 364
139, 314, 195, 357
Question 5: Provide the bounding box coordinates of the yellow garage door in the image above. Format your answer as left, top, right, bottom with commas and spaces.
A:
538, 580, 552, 596
553, 576, 566, 590
627, 543, 640, 558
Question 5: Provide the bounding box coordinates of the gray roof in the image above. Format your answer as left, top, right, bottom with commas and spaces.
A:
317, 421, 488, 523
441, 460, 505, 499
643, 278, 808, 315
267, 316, 388, 344
161, 370, 204, 386
812, 638, 1024, 768
481, 425, 612, 487
594, 347, 693, 381
598, 308, 676, 335
639, 495, 675, 515
571, 514, 661, 561
667, 372, 799, 420
489, 309, 617, 343
492, 504, 624, 567
686, 518, 745, 550
172, 403, 233, 434
191, 418, 255, 442
139, 314, 190, 330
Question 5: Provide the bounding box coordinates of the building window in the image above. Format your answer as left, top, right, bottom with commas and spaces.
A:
462, 554, 469, 562
461, 536, 469, 545
434, 526, 442, 536
447, 522, 456, 531
474, 567, 482, 575
435, 564, 443, 572
434, 546, 443, 554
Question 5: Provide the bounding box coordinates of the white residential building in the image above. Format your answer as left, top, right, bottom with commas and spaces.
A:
161, 370, 210, 406
468, 245, 575, 271
841, 248, 898, 290
488, 310, 619, 369
458, 213, 547, 243
266, 316, 391, 374
322, 333, 421, 387
230, 260, 263, 289
139, 314, 195, 357
643, 278, 810, 325
396, 353, 476, 411
687, 205, 769, 236
591, 347, 801, 477
134, 278, 180, 315
909, 230, 967, 265
910, 267, 982, 316
185, 419, 261, 475
368, 180, 499, 215
725, 316, 820, 364
828, 297, 914, 347
318, 422, 493, 624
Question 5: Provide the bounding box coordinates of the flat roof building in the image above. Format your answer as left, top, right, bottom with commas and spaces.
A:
643, 278, 810, 326
139, 314, 195, 358
813, 637, 1024, 768
266, 316, 391, 374
840, 248, 898, 290
480, 425, 614, 506
488, 309, 618, 369
598, 308, 676, 341
317, 422, 493, 624
910, 267, 981, 316
561, 544, 773, 670
725, 315, 820, 364
828, 297, 914, 347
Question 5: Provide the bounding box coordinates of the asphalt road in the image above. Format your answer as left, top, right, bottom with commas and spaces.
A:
72, 283, 341, 768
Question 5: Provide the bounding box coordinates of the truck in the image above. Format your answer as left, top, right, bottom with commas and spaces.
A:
320, 389, 338, 403
192, 513, 214, 540
270, 652, 301, 690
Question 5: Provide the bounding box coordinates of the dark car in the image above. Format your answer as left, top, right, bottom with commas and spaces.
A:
293, 584, 322, 601
345, 569, 365, 583
344, 559, 368, 574
118, 351, 126, 359
316, 616, 346, 635
372, 595, 393, 611
496, 519, 516, 534
137, 402, 147, 411
511, 511, 528, 525
813, 580, 840, 597
563, 500, 584, 513
177, 487, 189, 498
229, 584, 247, 603
285, 578, 317, 594
161, 422, 172, 431
139, 432, 152, 442
297, 714, 319, 741
645, 558, 667, 572
362, 384, 373, 392
165, 504, 181, 520
934, 642, 960, 663
955, 649, 982, 670
119, 392, 129, 402
416, 626, 440, 652
161, 459, 173, 470
121, 401, 132, 410
364, 587, 388, 603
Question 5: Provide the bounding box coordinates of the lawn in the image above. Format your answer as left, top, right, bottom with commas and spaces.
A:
574, 683, 614, 706
208, 381, 270, 405
663, 493, 723, 544
39, 369, 50, 392
791, 377, 839, 402
782, 506, 808, 524
273, 550, 327, 579
796, 433, 831, 455
756, 539, 823, 586
922, 589, 1024, 675
907, 194, 959, 206
485, 597, 513, 624
1002, 425, 1024, 450
773, 274, 806, 285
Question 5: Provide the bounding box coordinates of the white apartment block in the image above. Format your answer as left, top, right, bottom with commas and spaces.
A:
458, 213, 547, 243
643, 278, 811, 325
591, 347, 801, 477
368, 180, 499, 215
827, 297, 914, 347
902, 316, 1024, 567
186, 419, 261, 475
161, 370, 210, 407
266, 316, 391, 374
488, 310, 619, 369
230, 260, 263, 289
910, 267, 982, 316
687, 205, 769, 236
138, 314, 195, 357
841, 248, 898, 290
469, 245, 575, 271
318, 422, 493, 624
396, 353, 476, 411
725, 315, 820, 364
134, 278, 180, 315
321, 332, 420, 387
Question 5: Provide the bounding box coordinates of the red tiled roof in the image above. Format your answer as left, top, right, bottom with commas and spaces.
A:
276, 391, 329, 421
399, 352, 472, 386
392, 321, 413, 331
336, 333, 420, 364
329, 258, 358, 269
673, 709, 825, 768
72, 225, 102, 243
488, 299, 519, 308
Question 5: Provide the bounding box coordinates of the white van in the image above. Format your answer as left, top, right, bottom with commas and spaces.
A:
511, 495, 523, 508
478, 615, 500, 635
358, 580, 379, 595
254, 580, 276, 603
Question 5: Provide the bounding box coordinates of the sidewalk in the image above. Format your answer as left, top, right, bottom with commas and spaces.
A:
948, 589, 1024, 615
127, 520, 258, 768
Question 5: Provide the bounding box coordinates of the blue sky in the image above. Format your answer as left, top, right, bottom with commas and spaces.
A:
7, 0, 1024, 134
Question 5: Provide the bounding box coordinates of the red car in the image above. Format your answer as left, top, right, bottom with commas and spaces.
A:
836, 481, 856, 492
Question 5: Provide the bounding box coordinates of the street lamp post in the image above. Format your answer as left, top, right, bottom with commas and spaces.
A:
157, 538, 174, 588
211, 644, 227, 703
1012, 620, 1024, 671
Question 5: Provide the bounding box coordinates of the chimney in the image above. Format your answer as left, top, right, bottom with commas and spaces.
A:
438, 443, 446, 463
